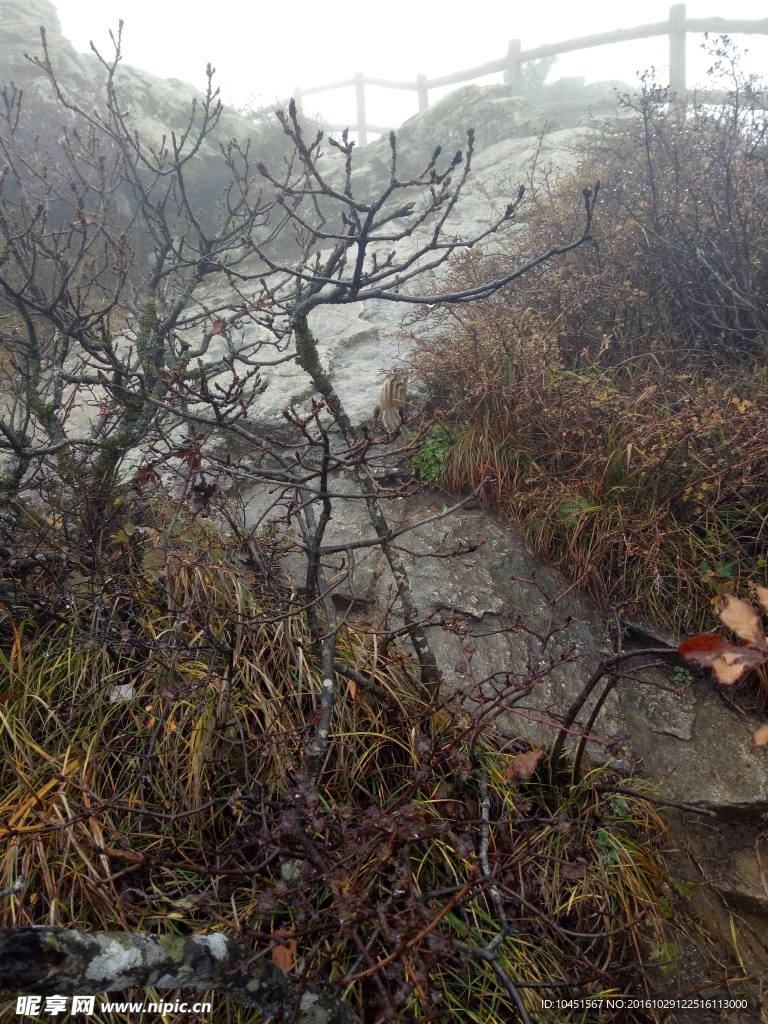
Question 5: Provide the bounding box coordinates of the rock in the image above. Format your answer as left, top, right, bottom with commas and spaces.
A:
0, 0, 89, 85
354, 84, 556, 187
0, 0, 297, 217
235, 476, 768, 817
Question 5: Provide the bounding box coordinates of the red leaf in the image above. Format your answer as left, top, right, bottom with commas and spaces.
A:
678, 634, 766, 684
678, 634, 732, 659
136, 465, 161, 490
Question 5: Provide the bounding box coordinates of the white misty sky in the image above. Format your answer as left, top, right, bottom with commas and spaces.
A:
51, 0, 768, 130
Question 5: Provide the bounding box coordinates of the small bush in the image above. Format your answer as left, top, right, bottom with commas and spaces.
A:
0, 491, 684, 1023
412, 425, 459, 484
413, 41, 768, 636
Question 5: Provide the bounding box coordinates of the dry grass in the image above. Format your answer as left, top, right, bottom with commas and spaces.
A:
0, 495, 691, 1022
411, 56, 768, 644
416, 340, 768, 638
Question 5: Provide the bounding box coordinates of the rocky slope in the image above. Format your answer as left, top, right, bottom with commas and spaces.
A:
2, 0, 767, 974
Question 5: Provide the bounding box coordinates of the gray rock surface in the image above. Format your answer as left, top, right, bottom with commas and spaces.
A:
0, 0, 290, 219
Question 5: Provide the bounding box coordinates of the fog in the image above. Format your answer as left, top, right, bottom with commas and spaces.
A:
52, 0, 768, 132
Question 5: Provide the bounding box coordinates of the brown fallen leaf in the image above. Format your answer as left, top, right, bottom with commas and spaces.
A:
678, 634, 766, 684
715, 593, 768, 650
510, 748, 545, 782
751, 724, 768, 752
561, 861, 586, 881
271, 928, 296, 971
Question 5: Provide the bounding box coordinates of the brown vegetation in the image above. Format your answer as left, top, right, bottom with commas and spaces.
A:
413, 42, 768, 642
0, 27, 760, 1024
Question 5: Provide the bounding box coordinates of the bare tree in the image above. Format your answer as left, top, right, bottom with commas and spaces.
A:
0, 23, 597, 708
0, 25, 599, 1011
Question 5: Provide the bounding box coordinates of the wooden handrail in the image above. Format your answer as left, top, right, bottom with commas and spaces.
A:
299, 78, 356, 97
291, 6, 768, 144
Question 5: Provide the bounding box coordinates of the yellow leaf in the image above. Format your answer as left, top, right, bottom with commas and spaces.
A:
717, 594, 768, 650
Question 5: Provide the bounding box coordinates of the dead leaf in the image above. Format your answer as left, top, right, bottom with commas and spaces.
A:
141, 548, 166, 571
511, 748, 545, 781
678, 634, 766, 684
431, 709, 453, 735
136, 466, 160, 490
561, 862, 586, 881
453, 833, 475, 859
755, 586, 768, 613
716, 594, 768, 650
271, 929, 296, 972
751, 724, 768, 752
166, 550, 195, 576
211, 318, 225, 335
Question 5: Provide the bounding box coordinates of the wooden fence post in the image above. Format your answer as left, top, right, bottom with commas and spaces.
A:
505, 39, 522, 92
297, 11, 768, 135
417, 73, 428, 112
668, 3, 687, 93
292, 86, 303, 113
355, 72, 368, 146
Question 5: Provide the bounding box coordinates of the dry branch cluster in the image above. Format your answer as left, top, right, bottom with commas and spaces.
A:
0, 21, 694, 1024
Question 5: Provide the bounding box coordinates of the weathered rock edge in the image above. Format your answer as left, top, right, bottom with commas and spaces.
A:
0, 927, 359, 1024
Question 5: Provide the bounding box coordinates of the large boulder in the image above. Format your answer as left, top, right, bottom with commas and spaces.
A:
0, 0, 291, 215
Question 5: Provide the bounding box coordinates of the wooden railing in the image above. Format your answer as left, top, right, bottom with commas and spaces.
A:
292, 4, 768, 145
